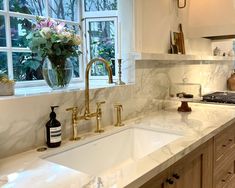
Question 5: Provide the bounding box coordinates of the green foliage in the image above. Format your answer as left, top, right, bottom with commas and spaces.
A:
13, 53, 43, 81
27, 17, 82, 63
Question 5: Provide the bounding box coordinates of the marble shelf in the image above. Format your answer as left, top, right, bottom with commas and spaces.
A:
131, 52, 235, 61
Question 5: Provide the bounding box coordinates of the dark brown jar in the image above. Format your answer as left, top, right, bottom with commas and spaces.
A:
227, 72, 235, 91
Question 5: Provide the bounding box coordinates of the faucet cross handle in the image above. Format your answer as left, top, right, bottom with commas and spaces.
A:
94, 101, 106, 133
66, 107, 81, 141
114, 104, 123, 110
66, 107, 78, 112
96, 101, 106, 109
66, 107, 80, 121
66, 107, 78, 113
114, 103, 124, 127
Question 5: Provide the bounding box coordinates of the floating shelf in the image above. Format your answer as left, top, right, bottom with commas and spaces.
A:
131, 52, 235, 61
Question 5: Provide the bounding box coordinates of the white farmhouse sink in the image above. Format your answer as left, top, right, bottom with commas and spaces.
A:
44, 127, 182, 175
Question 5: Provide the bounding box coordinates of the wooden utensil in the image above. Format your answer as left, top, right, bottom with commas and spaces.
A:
179, 24, 186, 54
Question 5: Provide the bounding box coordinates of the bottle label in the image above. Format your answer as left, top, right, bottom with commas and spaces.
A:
50, 127, 61, 143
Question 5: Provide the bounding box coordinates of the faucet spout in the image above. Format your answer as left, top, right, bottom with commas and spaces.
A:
84, 58, 113, 118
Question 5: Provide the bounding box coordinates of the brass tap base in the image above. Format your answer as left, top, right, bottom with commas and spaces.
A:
115, 81, 126, 85
95, 129, 105, 133
115, 123, 124, 127
70, 137, 81, 141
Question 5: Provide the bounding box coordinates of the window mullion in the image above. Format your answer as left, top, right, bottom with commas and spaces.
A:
78, 0, 84, 81
5, 1, 13, 80
84, 11, 117, 18
12, 48, 31, 52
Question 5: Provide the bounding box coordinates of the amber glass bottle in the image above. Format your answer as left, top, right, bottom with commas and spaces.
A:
227, 71, 235, 91
46, 106, 61, 148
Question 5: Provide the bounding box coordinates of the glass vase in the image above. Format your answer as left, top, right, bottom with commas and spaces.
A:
42, 57, 73, 90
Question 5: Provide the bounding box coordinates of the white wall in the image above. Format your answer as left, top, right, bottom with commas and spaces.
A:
187, 0, 235, 38
134, 0, 213, 55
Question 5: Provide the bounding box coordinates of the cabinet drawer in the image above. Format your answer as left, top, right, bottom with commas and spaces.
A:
214, 127, 235, 162
214, 158, 235, 188
215, 165, 235, 188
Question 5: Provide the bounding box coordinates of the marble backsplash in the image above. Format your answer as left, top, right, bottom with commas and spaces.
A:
0, 59, 233, 158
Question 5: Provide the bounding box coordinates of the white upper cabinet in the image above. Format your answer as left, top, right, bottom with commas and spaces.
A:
187, 0, 235, 38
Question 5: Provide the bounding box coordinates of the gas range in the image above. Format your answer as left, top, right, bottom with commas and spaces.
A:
202, 92, 235, 104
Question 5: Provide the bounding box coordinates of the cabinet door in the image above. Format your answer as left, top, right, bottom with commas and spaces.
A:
140, 139, 213, 188
140, 169, 170, 188
171, 139, 213, 188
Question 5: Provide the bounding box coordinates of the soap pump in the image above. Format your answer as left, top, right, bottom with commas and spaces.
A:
45, 106, 61, 148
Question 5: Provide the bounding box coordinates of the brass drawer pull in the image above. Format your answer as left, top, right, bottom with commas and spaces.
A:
222, 139, 233, 148
166, 178, 174, 184
173, 173, 180, 179
221, 171, 233, 183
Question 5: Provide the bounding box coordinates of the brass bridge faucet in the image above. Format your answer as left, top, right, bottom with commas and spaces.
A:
84, 58, 113, 119
66, 58, 113, 140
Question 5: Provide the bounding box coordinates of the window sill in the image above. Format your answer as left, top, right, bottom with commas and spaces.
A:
0, 80, 120, 101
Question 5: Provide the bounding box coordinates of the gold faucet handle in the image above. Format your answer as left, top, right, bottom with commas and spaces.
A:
66, 107, 80, 120
66, 107, 81, 141
66, 107, 78, 113
114, 103, 124, 127
114, 104, 123, 110
96, 101, 106, 108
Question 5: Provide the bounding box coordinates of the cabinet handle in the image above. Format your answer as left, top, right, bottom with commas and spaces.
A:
166, 178, 174, 184
173, 173, 180, 179
222, 139, 233, 148
222, 171, 233, 182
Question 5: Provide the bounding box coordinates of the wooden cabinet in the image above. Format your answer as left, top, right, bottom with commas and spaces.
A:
140, 139, 213, 188
213, 124, 235, 188
140, 123, 235, 188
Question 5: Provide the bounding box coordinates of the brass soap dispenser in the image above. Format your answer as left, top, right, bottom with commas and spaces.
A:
227, 70, 235, 91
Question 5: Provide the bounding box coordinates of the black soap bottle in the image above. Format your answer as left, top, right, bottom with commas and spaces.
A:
46, 106, 61, 148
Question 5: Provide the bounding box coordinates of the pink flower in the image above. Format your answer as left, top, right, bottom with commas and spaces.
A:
56, 22, 66, 33
36, 18, 56, 29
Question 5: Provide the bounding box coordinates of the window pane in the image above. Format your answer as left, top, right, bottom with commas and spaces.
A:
66, 24, 80, 77
0, 0, 4, 10
13, 52, 43, 81
84, 0, 117, 11
11, 17, 34, 48
0, 52, 8, 75
0, 15, 6, 47
70, 56, 80, 77
9, 0, 46, 16
88, 20, 115, 76
66, 24, 80, 34
49, 0, 79, 21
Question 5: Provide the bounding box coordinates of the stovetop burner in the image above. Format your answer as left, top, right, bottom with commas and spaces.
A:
202, 92, 235, 104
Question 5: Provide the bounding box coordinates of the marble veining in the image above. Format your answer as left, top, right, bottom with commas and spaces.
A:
1, 103, 235, 188
0, 59, 233, 159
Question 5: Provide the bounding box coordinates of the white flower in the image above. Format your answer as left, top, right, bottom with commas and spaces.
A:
39, 27, 51, 39
59, 31, 72, 40
73, 35, 81, 45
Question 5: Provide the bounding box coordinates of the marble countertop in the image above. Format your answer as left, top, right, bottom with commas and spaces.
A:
1, 103, 235, 188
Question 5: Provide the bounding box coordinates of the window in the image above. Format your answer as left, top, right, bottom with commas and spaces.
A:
0, 0, 118, 87
83, 0, 118, 79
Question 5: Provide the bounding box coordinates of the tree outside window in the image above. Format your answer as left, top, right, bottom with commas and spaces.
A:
0, 0, 118, 85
